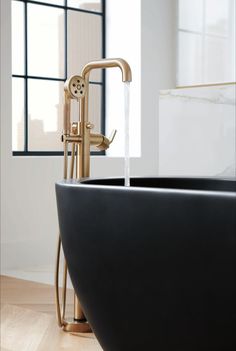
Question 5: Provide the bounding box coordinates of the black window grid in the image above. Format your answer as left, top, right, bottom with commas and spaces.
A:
12, 0, 106, 156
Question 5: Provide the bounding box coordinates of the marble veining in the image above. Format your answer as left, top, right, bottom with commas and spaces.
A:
160, 84, 236, 106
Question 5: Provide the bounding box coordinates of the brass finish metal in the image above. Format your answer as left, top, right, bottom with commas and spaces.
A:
61, 259, 68, 320
63, 93, 71, 136
55, 58, 132, 333
64, 75, 86, 99
79, 58, 132, 178
81, 58, 132, 83
62, 318, 91, 333
74, 294, 86, 321
55, 235, 63, 327
70, 143, 76, 179
63, 141, 68, 180
90, 130, 117, 150
65, 135, 82, 143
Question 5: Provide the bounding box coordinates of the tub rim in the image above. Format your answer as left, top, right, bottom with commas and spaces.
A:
55, 176, 236, 196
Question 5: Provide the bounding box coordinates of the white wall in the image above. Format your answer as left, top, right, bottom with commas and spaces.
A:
106, 0, 141, 157
141, 0, 176, 173
0, 0, 176, 284
159, 84, 236, 177
107, 0, 176, 163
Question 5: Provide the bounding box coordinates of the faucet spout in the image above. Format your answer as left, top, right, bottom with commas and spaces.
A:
81, 58, 132, 82
78, 58, 132, 177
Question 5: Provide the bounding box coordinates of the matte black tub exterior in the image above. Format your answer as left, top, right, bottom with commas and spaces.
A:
56, 177, 236, 351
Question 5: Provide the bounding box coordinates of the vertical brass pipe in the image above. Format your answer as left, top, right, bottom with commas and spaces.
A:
70, 142, 75, 179
55, 135, 69, 328
75, 143, 78, 179
64, 92, 71, 136
79, 80, 90, 178
55, 235, 63, 327
55, 83, 90, 333
64, 140, 68, 180
71, 139, 86, 321
61, 259, 68, 320
74, 295, 86, 321
62, 140, 68, 322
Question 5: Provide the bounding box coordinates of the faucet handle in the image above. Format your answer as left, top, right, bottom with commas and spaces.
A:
91, 129, 117, 150
99, 129, 117, 150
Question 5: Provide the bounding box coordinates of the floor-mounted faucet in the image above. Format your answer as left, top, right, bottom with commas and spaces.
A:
55, 58, 132, 333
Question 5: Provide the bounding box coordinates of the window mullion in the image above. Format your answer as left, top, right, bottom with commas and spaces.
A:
64, 0, 68, 80
24, 0, 28, 152
101, 0, 106, 137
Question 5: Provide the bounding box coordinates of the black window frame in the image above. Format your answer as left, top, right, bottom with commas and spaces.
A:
12, 0, 106, 156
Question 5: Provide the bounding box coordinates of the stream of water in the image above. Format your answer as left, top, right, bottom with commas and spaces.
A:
124, 82, 130, 187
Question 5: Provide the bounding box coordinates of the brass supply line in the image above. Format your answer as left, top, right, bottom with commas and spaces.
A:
55, 58, 132, 333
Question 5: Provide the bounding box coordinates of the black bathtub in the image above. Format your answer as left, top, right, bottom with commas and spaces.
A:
56, 177, 236, 351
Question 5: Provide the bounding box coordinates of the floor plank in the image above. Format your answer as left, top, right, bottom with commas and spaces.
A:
1, 304, 52, 351
0, 276, 102, 351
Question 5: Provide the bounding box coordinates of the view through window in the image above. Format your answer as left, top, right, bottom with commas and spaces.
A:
12, 0, 105, 155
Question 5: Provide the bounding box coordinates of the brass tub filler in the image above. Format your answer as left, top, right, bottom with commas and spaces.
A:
55, 58, 132, 332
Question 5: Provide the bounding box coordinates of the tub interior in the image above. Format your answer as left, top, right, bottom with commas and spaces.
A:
81, 177, 236, 192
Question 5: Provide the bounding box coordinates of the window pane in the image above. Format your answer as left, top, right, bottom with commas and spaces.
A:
67, 10, 102, 82
204, 36, 233, 83
28, 5, 65, 78
28, 80, 64, 151
179, 0, 203, 32
12, 1, 24, 75
67, 0, 102, 12
177, 32, 203, 86
12, 78, 25, 151
205, 0, 230, 36
30, 0, 64, 5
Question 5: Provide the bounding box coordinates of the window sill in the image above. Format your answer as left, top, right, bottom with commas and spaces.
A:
12, 151, 105, 156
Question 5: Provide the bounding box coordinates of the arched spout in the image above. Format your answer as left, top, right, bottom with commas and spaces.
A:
81, 58, 132, 82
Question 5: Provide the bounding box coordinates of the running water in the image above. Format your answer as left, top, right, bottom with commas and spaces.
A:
124, 82, 130, 187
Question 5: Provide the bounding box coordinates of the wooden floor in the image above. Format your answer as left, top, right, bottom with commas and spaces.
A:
0, 275, 102, 351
